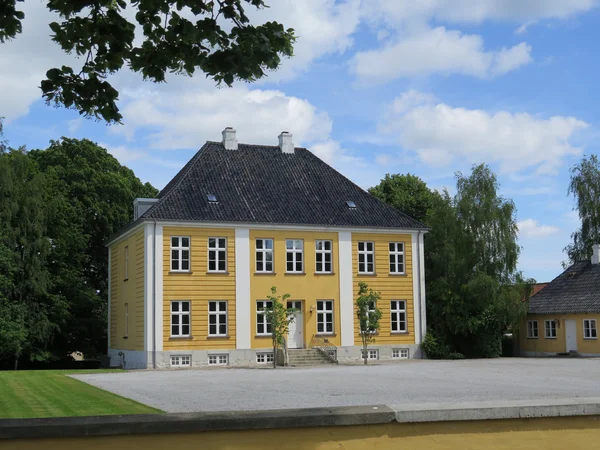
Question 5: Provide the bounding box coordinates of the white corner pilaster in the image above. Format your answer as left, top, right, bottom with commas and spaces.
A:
412, 233, 422, 344
235, 228, 251, 349
107, 247, 112, 351
419, 232, 427, 339
144, 223, 154, 353
339, 231, 354, 347
155, 224, 164, 352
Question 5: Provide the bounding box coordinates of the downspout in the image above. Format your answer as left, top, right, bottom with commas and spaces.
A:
416, 230, 424, 351
152, 219, 157, 369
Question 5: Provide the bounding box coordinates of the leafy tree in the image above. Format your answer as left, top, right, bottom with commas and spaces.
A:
356, 281, 382, 365
369, 173, 438, 224
565, 155, 600, 265
1, 1, 295, 123
30, 138, 158, 356
262, 286, 295, 368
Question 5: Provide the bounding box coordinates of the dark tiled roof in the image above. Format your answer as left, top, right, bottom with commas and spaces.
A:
529, 261, 600, 314
142, 141, 427, 230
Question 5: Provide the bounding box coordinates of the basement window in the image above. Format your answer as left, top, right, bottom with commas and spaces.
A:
208, 354, 229, 365
207, 194, 218, 203
171, 355, 191, 367
393, 349, 409, 359
361, 349, 379, 360
346, 201, 356, 208
256, 353, 274, 364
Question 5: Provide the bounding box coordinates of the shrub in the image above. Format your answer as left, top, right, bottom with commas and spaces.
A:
422, 332, 448, 359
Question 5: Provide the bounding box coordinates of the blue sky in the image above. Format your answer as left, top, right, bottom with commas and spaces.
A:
3, 0, 599, 282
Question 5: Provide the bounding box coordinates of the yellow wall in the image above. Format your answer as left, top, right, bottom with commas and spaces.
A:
162, 227, 236, 350
352, 233, 414, 346
7, 417, 600, 450
109, 229, 144, 351
520, 314, 600, 355
249, 230, 341, 349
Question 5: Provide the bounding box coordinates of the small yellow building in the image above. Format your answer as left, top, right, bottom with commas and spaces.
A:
519, 246, 600, 357
106, 128, 428, 368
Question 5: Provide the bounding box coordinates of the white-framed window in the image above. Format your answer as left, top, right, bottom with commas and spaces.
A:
256, 353, 274, 364
171, 236, 190, 272
208, 301, 227, 337
286, 239, 304, 273
124, 303, 129, 337
124, 245, 129, 279
171, 301, 190, 337
255, 238, 274, 273
208, 237, 227, 272
584, 319, 597, 339
527, 320, 539, 338
389, 242, 405, 274
360, 300, 378, 335
317, 300, 334, 334
391, 300, 407, 333
170, 355, 191, 367
392, 349, 409, 359
315, 240, 333, 273
545, 320, 557, 339
358, 241, 375, 274
208, 354, 228, 365
361, 349, 379, 360
256, 301, 273, 335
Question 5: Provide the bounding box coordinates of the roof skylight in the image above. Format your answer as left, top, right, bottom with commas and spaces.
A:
207, 194, 218, 203
346, 201, 356, 208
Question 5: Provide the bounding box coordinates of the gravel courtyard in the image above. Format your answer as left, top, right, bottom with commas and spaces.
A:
74, 358, 600, 413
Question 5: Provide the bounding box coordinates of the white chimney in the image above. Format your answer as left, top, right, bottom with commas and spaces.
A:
222, 127, 238, 150
592, 244, 600, 264
278, 131, 294, 154
133, 198, 158, 221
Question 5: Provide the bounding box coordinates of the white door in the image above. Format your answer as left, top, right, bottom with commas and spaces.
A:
565, 320, 578, 352
287, 301, 303, 349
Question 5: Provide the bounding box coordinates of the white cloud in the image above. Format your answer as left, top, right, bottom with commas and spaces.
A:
361, 0, 596, 27
379, 90, 588, 174
518, 219, 560, 238
99, 142, 182, 169
351, 27, 532, 83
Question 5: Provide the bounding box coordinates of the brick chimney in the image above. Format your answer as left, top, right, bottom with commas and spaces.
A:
278, 131, 294, 154
222, 127, 238, 150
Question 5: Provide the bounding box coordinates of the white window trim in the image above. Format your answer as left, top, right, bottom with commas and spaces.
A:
358, 241, 375, 274
389, 242, 405, 274
583, 319, 597, 340
124, 303, 129, 337
527, 320, 539, 339
208, 301, 228, 337
315, 240, 333, 274
170, 236, 191, 272
171, 301, 191, 337
208, 354, 229, 365
124, 246, 129, 279
285, 239, 304, 273
361, 349, 379, 360
170, 355, 191, 367
256, 300, 273, 336
392, 348, 409, 359
316, 300, 334, 335
390, 300, 407, 333
256, 352, 274, 364
208, 237, 228, 273
255, 238, 274, 273
544, 320, 557, 339
359, 300, 378, 335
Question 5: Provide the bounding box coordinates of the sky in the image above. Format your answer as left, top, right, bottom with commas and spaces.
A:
2, 0, 600, 283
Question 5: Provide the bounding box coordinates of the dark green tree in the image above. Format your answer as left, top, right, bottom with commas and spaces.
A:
1, 1, 295, 123
565, 155, 600, 265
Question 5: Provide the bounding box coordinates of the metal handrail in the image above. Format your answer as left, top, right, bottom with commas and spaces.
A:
309, 334, 338, 363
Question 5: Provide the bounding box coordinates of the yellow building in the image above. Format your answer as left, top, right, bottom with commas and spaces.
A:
519, 246, 600, 357
106, 129, 428, 368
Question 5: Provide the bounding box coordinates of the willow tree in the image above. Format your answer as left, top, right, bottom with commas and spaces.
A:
565, 155, 600, 265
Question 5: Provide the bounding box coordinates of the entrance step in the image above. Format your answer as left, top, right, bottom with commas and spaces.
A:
287, 349, 335, 367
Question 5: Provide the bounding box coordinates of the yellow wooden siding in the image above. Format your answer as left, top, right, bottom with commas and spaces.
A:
519, 314, 600, 354
163, 227, 236, 350
109, 229, 145, 351
352, 233, 414, 346
249, 230, 341, 349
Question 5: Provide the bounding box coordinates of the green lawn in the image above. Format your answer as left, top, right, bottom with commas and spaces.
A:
0, 370, 163, 418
